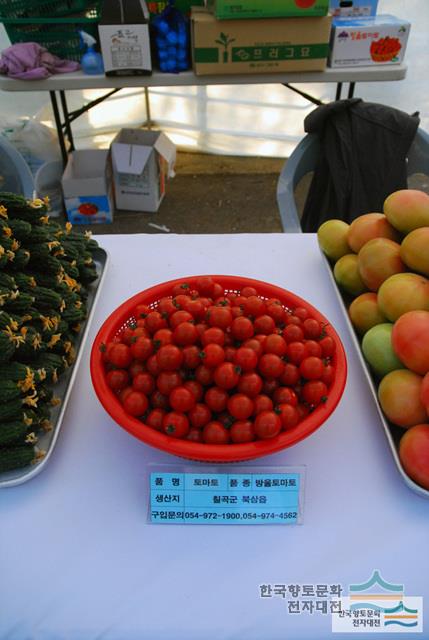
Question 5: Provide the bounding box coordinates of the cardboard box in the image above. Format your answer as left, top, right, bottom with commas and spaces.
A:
98, 0, 152, 76
330, 14, 410, 67
62, 150, 114, 224
207, 0, 329, 19
191, 8, 332, 75
329, 0, 378, 18
111, 129, 176, 212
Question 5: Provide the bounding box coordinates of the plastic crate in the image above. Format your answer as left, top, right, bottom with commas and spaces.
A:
2, 6, 100, 61
0, 0, 88, 19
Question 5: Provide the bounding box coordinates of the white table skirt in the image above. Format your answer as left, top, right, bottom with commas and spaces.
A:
1, 233, 427, 640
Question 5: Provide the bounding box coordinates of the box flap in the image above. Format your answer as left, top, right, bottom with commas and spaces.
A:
111, 142, 152, 175
154, 133, 176, 177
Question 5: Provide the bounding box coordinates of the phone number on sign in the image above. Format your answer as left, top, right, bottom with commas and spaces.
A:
151, 511, 298, 521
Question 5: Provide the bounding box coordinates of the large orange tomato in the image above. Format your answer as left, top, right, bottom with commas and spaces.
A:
391, 310, 429, 375
399, 424, 429, 490
378, 369, 427, 428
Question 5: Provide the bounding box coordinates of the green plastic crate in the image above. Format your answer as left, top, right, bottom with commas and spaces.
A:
0, 0, 89, 19
2, 5, 100, 61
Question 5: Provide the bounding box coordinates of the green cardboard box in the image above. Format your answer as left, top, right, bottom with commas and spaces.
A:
147, 0, 204, 16
207, 0, 329, 19
191, 8, 331, 75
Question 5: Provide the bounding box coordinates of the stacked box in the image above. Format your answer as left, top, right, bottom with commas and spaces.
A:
330, 15, 410, 67
191, 7, 332, 75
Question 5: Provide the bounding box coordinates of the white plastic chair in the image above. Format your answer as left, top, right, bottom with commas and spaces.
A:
276, 127, 429, 233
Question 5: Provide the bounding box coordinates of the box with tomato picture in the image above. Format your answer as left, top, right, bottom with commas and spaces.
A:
329, 14, 410, 67
62, 149, 114, 224
207, 0, 329, 19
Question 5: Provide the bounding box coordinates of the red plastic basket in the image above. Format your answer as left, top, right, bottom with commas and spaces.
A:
90, 275, 347, 462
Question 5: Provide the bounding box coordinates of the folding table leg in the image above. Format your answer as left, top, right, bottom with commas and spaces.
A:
335, 82, 343, 101
50, 91, 68, 166
60, 90, 75, 152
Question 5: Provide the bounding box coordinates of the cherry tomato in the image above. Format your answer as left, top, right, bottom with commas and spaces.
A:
303, 340, 323, 358
319, 336, 336, 358
253, 394, 273, 415
152, 328, 173, 348
231, 316, 254, 341
233, 346, 258, 371
146, 353, 161, 377
145, 311, 168, 334
258, 353, 285, 379
285, 314, 302, 326
188, 403, 212, 429
273, 387, 298, 406
230, 421, 255, 443
264, 334, 287, 357
205, 386, 229, 412
106, 368, 129, 391
169, 310, 193, 330
196, 276, 215, 297
202, 421, 230, 444
201, 343, 225, 368
227, 394, 254, 420
157, 297, 177, 317
146, 408, 166, 431
302, 381, 328, 406
238, 372, 263, 397
195, 364, 214, 386
241, 286, 258, 297
169, 386, 196, 413
303, 318, 322, 339
130, 336, 153, 362
134, 303, 151, 319
156, 344, 183, 371
243, 295, 266, 317
183, 380, 204, 402
201, 327, 225, 347
224, 346, 237, 362
277, 403, 299, 430
253, 315, 276, 335
132, 372, 155, 395
156, 371, 182, 396
282, 324, 304, 343
207, 306, 232, 330
121, 324, 138, 345
128, 360, 145, 378
214, 362, 241, 390
106, 342, 132, 368
123, 391, 149, 417
254, 411, 282, 439
266, 303, 285, 324
279, 363, 300, 386
299, 356, 324, 380
322, 364, 335, 387
294, 306, 309, 321
173, 322, 198, 346
172, 282, 191, 297
163, 412, 190, 438
287, 341, 306, 365
185, 299, 206, 320
212, 283, 224, 299
243, 338, 264, 358
182, 345, 201, 369
119, 386, 133, 403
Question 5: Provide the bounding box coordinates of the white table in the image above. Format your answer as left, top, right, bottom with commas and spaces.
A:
0, 232, 427, 640
0, 65, 408, 164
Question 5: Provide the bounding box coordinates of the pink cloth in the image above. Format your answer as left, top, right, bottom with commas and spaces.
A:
0, 42, 80, 79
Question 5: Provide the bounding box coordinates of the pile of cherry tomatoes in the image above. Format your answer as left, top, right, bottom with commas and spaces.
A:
101, 276, 337, 445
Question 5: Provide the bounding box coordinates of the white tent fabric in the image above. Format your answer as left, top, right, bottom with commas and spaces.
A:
0, 0, 427, 158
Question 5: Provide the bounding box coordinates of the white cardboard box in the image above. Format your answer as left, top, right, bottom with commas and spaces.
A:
330, 14, 410, 67
110, 129, 176, 212
61, 149, 114, 224
98, 0, 152, 76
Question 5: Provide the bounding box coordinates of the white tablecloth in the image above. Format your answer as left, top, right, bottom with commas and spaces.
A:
1, 233, 427, 640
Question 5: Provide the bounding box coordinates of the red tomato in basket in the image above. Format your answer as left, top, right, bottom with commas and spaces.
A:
105, 342, 132, 369
163, 412, 190, 438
